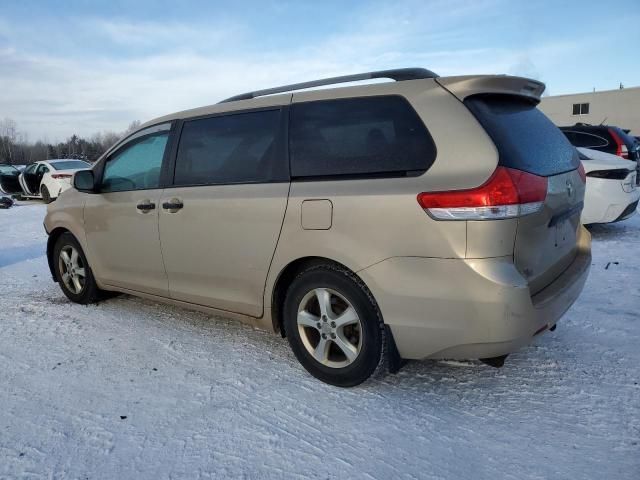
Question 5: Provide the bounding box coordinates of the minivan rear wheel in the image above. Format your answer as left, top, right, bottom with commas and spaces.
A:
283, 263, 385, 387
53, 232, 103, 304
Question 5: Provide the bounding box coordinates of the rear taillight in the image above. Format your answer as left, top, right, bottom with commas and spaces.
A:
51, 173, 72, 179
577, 163, 587, 183
417, 167, 548, 220
586, 169, 631, 180
608, 128, 629, 159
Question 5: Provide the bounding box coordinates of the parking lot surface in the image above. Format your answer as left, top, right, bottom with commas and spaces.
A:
1, 203, 638, 479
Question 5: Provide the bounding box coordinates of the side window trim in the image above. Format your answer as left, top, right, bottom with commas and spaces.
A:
165, 105, 290, 188
98, 124, 175, 193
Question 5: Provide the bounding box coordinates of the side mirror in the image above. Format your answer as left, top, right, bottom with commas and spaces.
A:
74, 170, 96, 192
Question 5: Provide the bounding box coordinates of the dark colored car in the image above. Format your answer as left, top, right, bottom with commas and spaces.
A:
560, 124, 640, 184
0, 163, 23, 195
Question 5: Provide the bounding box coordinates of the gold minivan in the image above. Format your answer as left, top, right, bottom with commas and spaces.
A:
45, 68, 591, 386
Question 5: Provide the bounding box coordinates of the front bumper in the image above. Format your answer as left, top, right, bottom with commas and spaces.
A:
358, 228, 591, 360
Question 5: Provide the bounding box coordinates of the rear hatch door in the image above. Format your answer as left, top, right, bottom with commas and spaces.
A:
464, 94, 584, 294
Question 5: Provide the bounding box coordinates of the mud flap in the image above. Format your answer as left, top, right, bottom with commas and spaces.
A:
386, 325, 408, 374
480, 355, 508, 368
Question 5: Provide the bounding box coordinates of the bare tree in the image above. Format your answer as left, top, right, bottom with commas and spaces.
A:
0, 118, 139, 164
125, 120, 141, 135
0, 118, 18, 163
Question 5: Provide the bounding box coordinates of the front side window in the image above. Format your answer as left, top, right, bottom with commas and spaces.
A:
289, 96, 436, 179
101, 133, 169, 193
174, 109, 283, 186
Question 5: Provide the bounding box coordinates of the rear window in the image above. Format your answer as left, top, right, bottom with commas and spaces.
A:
51, 160, 90, 170
465, 95, 578, 177
562, 130, 609, 148
289, 96, 436, 179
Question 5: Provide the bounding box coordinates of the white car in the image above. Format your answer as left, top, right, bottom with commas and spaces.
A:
19, 159, 91, 203
578, 147, 639, 224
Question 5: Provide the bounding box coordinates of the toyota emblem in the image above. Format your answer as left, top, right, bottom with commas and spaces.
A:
566, 179, 574, 197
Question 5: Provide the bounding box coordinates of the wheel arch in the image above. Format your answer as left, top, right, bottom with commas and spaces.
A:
46, 227, 71, 281
270, 256, 366, 337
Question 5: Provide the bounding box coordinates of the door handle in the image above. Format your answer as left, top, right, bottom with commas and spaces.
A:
162, 199, 184, 212
136, 201, 156, 212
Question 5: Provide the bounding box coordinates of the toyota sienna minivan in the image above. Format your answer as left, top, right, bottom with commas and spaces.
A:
44, 68, 591, 387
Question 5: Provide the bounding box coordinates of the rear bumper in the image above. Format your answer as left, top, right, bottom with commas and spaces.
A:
614, 200, 638, 222
582, 177, 639, 224
51, 180, 73, 198
358, 227, 591, 360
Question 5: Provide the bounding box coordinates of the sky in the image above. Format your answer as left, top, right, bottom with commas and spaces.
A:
1, 0, 639, 142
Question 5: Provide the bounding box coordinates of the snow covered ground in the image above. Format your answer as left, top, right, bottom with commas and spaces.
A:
0, 202, 638, 479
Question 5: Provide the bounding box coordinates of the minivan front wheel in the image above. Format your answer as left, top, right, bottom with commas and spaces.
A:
53, 232, 102, 304
283, 264, 385, 387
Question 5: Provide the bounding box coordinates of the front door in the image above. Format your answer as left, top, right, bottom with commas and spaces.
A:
159, 109, 289, 317
84, 124, 172, 297
20, 163, 38, 194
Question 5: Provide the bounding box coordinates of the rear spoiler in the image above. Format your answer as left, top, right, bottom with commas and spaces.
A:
436, 75, 546, 105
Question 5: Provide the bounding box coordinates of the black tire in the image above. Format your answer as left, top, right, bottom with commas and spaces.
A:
283, 263, 386, 387
53, 232, 103, 304
41, 185, 52, 204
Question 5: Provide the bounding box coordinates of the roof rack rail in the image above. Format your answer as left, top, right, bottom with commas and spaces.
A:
219, 67, 438, 103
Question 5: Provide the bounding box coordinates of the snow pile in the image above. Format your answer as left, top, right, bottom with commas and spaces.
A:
0, 203, 638, 479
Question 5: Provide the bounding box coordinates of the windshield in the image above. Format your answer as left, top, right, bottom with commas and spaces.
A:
0, 164, 19, 174
51, 160, 91, 170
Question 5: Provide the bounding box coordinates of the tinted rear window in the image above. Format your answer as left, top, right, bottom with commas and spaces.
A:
290, 96, 436, 179
465, 95, 578, 176
562, 130, 609, 148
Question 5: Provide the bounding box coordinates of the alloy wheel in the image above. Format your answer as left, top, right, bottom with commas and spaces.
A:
58, 245, 86, 294
297, 288, 363, 368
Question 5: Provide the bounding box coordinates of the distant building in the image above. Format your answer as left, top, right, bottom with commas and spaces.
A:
539, 86, 640, 136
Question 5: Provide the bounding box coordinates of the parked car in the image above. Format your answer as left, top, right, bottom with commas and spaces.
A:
19, 159, 91, 203
560, 124, 640, 184
578, 148, 638, 224
0, 163, 24, 195
44, 68, 591, 387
